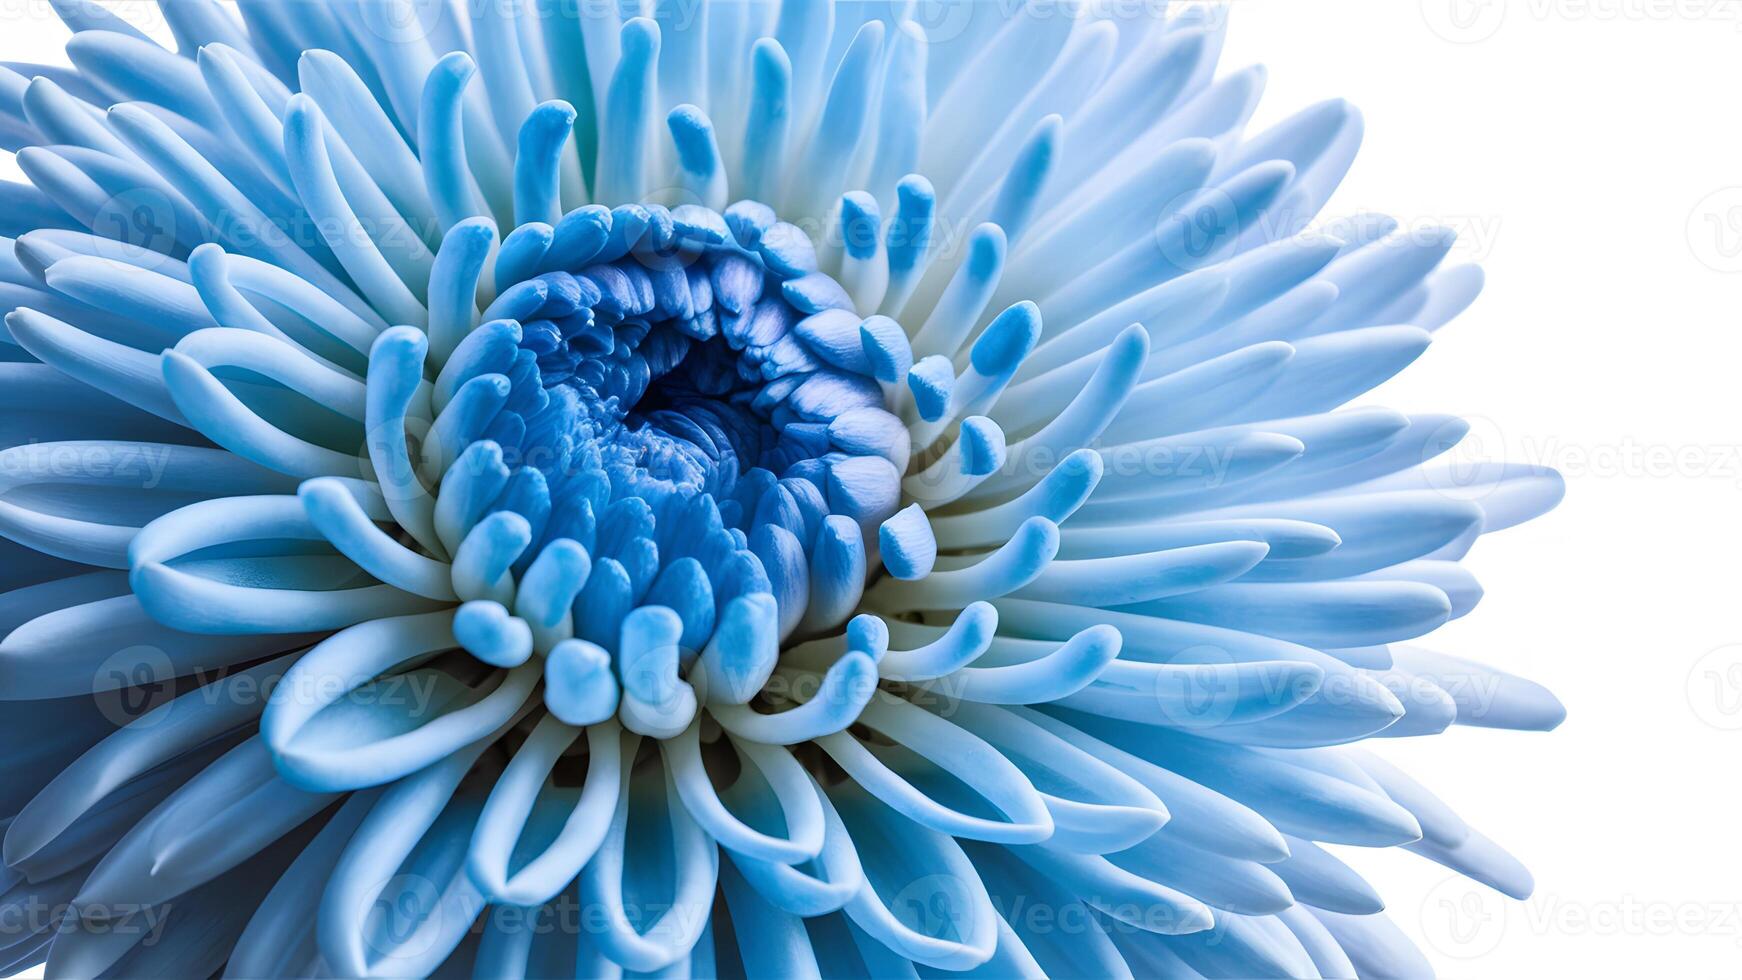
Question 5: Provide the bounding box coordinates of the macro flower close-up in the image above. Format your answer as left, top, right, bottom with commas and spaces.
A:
0, 1, 1570, 976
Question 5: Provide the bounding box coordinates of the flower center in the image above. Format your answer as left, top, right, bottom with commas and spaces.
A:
495, 206, 883, 509
438, 202, 906, 675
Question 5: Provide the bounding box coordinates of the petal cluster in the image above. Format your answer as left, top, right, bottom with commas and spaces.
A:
0, 2, 1564, 978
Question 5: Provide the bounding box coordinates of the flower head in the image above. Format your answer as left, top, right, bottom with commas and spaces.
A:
0, 2, 1565, 977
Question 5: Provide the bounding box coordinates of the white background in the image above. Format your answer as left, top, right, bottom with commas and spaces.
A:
3, 1, 1742, 977
1223, 2, 1742, 976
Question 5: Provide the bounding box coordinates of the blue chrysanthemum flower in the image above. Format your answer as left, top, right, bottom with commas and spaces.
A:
0, 1, 1568, 977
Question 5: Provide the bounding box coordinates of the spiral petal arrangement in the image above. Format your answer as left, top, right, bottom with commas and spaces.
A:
0, 2, 1566, 977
